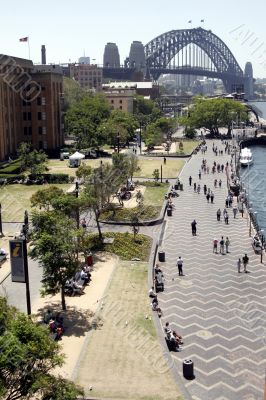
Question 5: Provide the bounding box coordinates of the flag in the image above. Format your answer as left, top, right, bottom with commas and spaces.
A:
188, 20, 192, 23
19, 37, 28, 42
201, 19, 204, 22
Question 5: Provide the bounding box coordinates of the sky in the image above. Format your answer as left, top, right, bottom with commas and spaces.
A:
1, 0, 266, 78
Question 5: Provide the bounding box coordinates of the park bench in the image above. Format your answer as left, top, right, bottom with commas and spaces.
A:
0, 254, 7, 265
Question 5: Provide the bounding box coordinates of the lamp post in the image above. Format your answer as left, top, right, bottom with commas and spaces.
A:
0, 203, 3, 237
75, 182, 79, 229
139, 123, 142, 154
117, 132, 120, 154
260, 229, 264, 264
249, 208, 253, 236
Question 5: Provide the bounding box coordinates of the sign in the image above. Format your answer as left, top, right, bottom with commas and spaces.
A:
9, 239, 25, 282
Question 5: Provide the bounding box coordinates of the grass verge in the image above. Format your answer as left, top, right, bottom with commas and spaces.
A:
134, 158, 185, 179
76, 261, 182, 400
86, 232, 152, 261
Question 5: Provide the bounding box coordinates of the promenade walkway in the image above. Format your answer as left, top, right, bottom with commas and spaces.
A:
158, 140, 266, 400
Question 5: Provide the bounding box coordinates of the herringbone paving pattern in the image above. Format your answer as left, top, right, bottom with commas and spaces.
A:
158, 141, 266, 399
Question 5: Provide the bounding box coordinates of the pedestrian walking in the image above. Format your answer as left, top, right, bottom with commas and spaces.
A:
220, 236, 225, 254
213, 238, 218, 253
199, 170, 201, 180
207, 166, 210, 174
176, 256, 184, 276
214, 179, 217, 188
197, 184, 201, 194
217, 208, 221, 221
194, 182, 197, 193
224, 212, 229, 225
237, 258, 242, 273
242, 253, 249, 273
203, 184, 207, 195
189, 176, 192, 186
225, 198, 229, 208
206, 193, 210, 203
191, 220, 197, 236
210, 192, 214, 204
219, 179, 222, 188
233, 206, 238, 218
225, 237, 230, 253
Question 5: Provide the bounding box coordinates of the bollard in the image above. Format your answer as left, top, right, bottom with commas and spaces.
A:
183, 359, 194, 380
158, 251, 165, 262
167, 208, 172, 217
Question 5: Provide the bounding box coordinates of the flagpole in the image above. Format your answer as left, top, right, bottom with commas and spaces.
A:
28, 37, 31, 60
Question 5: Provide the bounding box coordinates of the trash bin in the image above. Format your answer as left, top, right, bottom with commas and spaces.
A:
174, 184, 178, 190
183, 359, 194, 379
167, 207, 172, 217
87, 253, 93, 266
180, 183, 183, 191
158, 251, 165, 262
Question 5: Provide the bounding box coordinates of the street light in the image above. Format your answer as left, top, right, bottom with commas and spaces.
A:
117, 132, 120, 154
260, 229, 264, 264
0, 203, 3, 237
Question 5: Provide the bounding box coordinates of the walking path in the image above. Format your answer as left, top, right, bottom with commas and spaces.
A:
158, 140, 266, 400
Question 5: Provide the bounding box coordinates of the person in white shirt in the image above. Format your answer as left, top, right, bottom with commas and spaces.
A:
176, 256, 184, 276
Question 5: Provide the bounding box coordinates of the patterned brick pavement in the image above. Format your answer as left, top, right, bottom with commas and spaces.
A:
157, 140, 266, 400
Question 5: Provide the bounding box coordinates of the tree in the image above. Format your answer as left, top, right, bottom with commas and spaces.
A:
64, 93, 110, 148
30, 211, 80, 310
152, 169, 160, 182
179, 97, 248, 136
63, 77, 86, 111
130, 213, 140, 242
144, 123, 164, 150
126, 153, 140, 181
0, 297, 84, 400
18, 143, 48, 177
30, 186, 65, 211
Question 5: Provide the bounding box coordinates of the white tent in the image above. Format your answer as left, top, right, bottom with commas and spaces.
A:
69, 151, 85, 167
69, 151, 85, 160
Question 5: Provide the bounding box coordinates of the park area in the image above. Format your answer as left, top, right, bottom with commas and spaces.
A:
0, 183, 71, 222
47, 157, 185, 179
76, 260, 181, 400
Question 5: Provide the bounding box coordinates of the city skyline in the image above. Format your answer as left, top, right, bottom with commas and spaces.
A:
1, 0, 266, 78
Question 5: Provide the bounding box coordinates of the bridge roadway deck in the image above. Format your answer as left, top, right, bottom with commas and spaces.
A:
158, 140, 266, 400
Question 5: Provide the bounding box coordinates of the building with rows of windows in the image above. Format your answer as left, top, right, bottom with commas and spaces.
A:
0, 55, 64, 161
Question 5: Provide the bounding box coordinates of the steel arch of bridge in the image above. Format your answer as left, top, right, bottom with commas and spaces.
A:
144, 28, 244, 90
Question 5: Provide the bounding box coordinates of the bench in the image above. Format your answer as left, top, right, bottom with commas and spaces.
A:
0, 254, 7, 265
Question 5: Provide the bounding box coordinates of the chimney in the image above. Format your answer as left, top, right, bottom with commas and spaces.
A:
41, 45, 46, 65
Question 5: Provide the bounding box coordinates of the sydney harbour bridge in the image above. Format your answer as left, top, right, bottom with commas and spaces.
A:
103, 28, 253, 98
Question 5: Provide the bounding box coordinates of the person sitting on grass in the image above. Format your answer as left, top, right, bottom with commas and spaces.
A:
149, 286, 157, 298
151, 297, 162, 317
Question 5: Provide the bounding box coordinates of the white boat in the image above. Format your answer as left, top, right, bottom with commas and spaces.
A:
240, 147, 253, 167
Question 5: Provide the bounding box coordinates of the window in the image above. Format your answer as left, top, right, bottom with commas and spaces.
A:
38, 127, 43, 135
42, 126, 46, 135
119, 100, 123, 104
28, 127, 32, 135
41, 97, 46, 106
43, 141, 48, 149
24, 127, 28, 135
27, 112, 31, 121
38, 112, 42, 120
23, 112, 27, 121
111, 100, 114, 104
120, 106, 123, 110
37, 97, 41, 106
42, 112, 46, 121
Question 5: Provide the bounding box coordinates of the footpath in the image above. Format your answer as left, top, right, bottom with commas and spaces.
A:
157, 139, 266, 400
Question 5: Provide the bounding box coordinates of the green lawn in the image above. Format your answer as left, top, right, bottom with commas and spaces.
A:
176, 140, 199, 155
0, 183, 71, 222
76, 260, 182, 400
47, 158, 112, 176
100, 183, 168, 222
135, 158, 185, 179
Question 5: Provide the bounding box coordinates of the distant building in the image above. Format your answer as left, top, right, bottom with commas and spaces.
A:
103, 43, 120, 67
103, 81, 159, 100
73, 64, 103, 91
128, 41, 146, 71
0, 55, 64, 161
244, 62, 254, 99
103, 87, 135, 113
79, 56, 90, 65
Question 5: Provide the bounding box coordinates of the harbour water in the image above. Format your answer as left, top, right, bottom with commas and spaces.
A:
240, 146, 266, 233
249, 101, 266, 118
240, 101, 266, 235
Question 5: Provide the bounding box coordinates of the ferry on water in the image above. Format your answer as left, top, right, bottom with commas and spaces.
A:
240, 147, 253, 167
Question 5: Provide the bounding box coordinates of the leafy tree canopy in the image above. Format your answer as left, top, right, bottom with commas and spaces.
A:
0, 297, 84, 400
